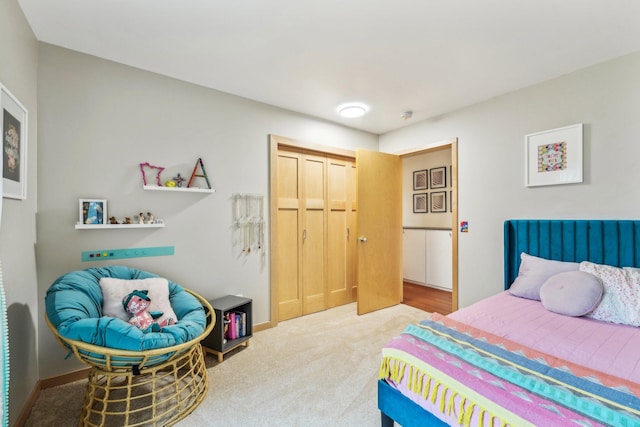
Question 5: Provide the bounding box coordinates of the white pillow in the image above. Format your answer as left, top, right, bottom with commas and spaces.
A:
99, 277, 177, 325
580, 261, 640, 327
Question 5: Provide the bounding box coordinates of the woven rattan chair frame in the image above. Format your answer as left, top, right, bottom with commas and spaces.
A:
46, 290, 215, 427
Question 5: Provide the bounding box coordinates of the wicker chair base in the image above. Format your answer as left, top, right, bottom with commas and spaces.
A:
79, 343, 208, 427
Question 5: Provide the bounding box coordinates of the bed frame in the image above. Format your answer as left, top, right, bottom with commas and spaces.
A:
380, 219, 640, 427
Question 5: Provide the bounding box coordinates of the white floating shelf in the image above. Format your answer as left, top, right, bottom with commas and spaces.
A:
75, 223, 165, 230
143, 185, 215, 193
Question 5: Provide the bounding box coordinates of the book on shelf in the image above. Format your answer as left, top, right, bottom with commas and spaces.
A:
224, 310, 247, 340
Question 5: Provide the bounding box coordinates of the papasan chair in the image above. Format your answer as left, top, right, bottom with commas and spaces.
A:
45, 266, 214, 427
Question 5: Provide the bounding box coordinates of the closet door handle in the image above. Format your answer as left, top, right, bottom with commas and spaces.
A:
359, 236, 368, 243
303, 229, 307, 241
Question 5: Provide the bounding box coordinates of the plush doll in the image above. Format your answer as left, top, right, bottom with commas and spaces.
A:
122, 289, 174, 333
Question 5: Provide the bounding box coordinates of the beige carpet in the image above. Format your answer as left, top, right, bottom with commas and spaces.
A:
26, 303, 429, 427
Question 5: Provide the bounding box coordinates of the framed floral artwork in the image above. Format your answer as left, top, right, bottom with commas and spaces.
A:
1, 83, 28, 199
525, 123, 583, 187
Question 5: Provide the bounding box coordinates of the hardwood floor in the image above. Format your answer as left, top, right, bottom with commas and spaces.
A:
402, 281, 452, 315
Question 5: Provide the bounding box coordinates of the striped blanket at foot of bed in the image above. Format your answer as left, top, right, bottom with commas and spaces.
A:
380, 314, 640, 427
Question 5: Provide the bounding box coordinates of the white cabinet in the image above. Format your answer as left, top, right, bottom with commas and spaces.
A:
426, 229, 452, 290
402, 228, 452, 290
403, 229, 426, 283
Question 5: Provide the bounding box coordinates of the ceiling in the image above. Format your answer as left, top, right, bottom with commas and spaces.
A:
18, 0, 640, 135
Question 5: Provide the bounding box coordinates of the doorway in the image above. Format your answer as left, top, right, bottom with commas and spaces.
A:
269, 135, 458, 325
398, 143, 457, 314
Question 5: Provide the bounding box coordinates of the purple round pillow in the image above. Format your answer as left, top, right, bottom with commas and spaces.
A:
540, 271, 603, 317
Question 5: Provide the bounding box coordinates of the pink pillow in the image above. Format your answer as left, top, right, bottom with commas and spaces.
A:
508, 253, 579, 300
540, 271, 603, 317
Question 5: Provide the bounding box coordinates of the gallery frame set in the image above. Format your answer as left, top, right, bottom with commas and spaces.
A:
412, 166, 450, 213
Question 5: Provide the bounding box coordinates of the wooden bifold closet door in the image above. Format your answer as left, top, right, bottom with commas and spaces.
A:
276, 147, 356, 321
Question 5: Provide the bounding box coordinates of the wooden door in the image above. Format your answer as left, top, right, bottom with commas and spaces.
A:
356, 149, 403, 315
347, 161, 358, 300
301, 154, 327, 315
276, 151, 303, 321
327, 158, 355, 307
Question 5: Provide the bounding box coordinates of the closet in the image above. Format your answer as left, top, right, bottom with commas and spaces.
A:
275, 146, 356, 321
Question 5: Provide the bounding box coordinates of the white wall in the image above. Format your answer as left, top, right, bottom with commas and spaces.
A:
0, 0, 39, 423
381, 52, 640, 308
36, 43, 378, 378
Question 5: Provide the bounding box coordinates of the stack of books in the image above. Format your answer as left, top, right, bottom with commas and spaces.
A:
224, 311, 247, 341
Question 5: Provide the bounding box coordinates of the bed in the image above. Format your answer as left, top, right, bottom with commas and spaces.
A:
379, 219, 640, 427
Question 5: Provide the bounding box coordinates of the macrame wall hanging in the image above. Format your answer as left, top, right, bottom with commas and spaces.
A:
232, 194, 264, 256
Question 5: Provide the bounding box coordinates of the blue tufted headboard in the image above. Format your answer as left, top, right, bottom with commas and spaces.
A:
504, 220, 640, 289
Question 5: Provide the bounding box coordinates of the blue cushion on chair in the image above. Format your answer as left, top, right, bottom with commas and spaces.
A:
45, 266, 206, 351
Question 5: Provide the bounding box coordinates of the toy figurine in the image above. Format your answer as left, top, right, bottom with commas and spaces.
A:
124, 217, 132, 224
145, 212, 154, 224
138, 212, 145, 224
122, 290, 174, 333
173, 173, 185, 188
108, 216, 119, 225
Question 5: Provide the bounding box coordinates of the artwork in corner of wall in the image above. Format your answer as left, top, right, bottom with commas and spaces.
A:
413, 169, 428, 190
430, 191, 447, 213
1, 83, 28, 200
430, 166, 446, 189
413, 193, 427, 213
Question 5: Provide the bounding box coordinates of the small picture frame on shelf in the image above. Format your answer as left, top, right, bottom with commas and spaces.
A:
430, 167, 446, 189
413, 170, 428, 190
430, 191, 447, 213
413, 193, 428, 213
79, 199, 107, 225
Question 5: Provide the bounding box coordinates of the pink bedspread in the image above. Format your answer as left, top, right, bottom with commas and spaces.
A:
448, 291, 640, 383
380, 291, 640, 426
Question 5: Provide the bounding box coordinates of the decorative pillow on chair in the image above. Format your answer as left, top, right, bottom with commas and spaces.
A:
540, 271, 603, 317
100, 277, 178, 326
580, 261, 640, 327
508, 253, 579, 300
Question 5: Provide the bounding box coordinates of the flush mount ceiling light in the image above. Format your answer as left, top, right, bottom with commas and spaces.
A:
337, 103, 368, 118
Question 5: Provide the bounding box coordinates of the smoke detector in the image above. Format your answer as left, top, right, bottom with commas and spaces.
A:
401, 110, 413, 121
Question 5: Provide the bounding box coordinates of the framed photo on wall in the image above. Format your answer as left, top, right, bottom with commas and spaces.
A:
1, 83, 28, 200
430, 191, 447, 213
413, 169, 428, 190
79, 199, 107, 225
413, 193, 428, 213
525, 123, 583, 187
430, 166, 446, 189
